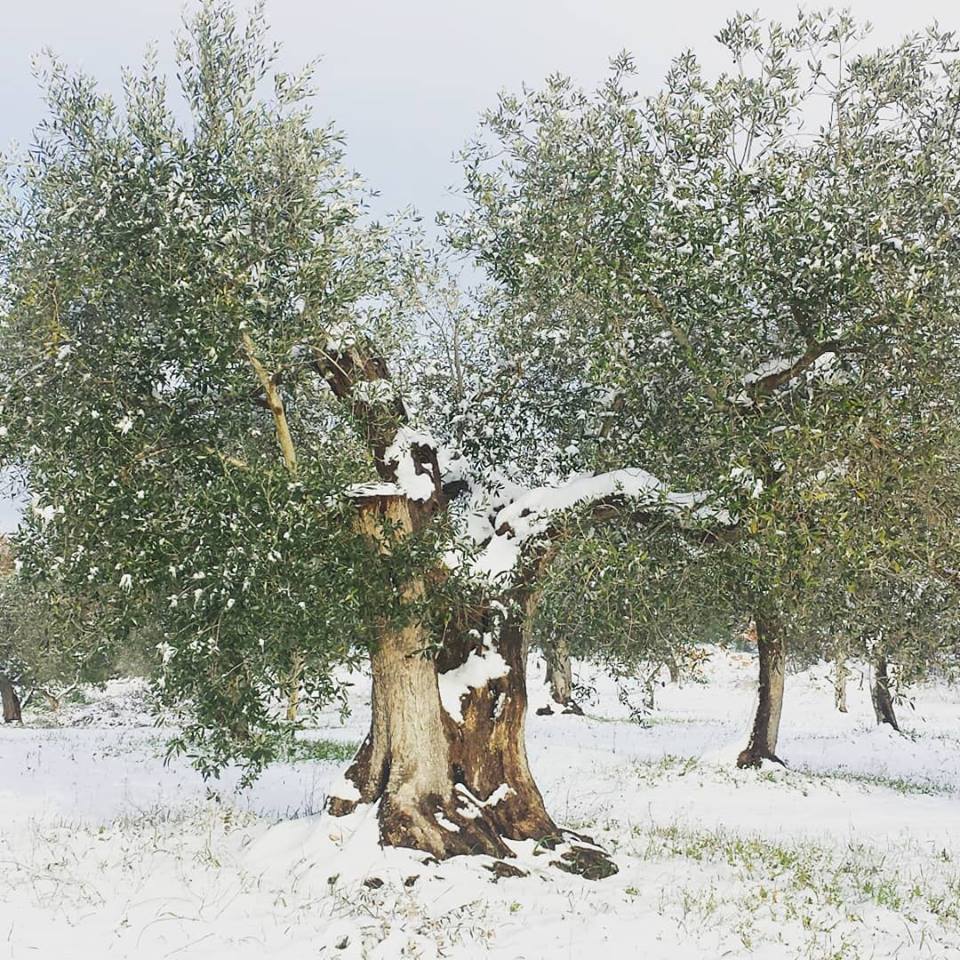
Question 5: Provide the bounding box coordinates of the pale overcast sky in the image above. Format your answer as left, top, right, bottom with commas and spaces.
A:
1, 0, 957, 531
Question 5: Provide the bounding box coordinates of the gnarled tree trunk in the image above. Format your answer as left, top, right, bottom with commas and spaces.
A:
737, 611, 786, 768
1, 674, 22, 723
329, 491, 614, 875
329, 492, 510, 857
314, 339, 615, 876
871, 656, 899, 731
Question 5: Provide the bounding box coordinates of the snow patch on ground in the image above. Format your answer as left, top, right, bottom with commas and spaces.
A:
2, 649, 960, 958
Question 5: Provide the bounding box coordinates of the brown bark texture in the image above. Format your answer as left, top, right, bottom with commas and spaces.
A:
737, 612, 786, 768
315, 338, 616, 876
1, 674, 22, 723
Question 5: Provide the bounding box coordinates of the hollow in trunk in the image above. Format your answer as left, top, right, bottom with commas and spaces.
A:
329, 493, 616, 876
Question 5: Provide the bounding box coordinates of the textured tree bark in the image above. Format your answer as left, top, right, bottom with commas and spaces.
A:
833, 658, 848, 713
1, 674, 22, 723
314, 343, 615, 874
331, 602, 617, 875
329, 531, 615, 874
545, 635, 574, 709
441, 596, 559, 842
737, 612, 786, 768
871, 656, 899, 731
329, 493, 524, 860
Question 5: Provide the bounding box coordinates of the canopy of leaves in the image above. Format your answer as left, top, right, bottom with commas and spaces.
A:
451, 12, 960, 665
0, 1, 433, 778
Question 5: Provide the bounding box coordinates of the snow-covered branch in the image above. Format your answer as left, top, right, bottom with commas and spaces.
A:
467, 468, 731, 583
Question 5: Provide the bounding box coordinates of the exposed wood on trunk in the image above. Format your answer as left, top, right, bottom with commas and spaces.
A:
871, 656, 900, 731
737, 611, 786, 768
316, 341, 615, 874
331, 492, 510, 859
438, 594, 560, 842
1, 674, 22, 723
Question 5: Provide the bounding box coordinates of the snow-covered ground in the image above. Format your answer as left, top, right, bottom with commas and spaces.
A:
2, 649, 959, 959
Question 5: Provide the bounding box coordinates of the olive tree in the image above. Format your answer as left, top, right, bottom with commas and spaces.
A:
452, 12, 960, 766
1, 1, 687, 873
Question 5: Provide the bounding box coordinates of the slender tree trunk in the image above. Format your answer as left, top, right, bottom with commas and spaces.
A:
871, 656, 899, 731
545, 635, 573, 708
540, 633, 583, 715
833, 658, 848, 713
737, 611, 786, 768
1, 674, 22, 723
285, 651, 304, 723
667, 657, 680, 685
642, 671, 657, 713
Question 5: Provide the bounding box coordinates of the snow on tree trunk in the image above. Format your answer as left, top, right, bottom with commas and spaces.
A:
737, 612, 786, 768
871, 656, 900, 731
833, 658, 849, 713
439, 595, 560, 843
328, 492, 509, 858
1, 674, 21, 723
327, 494, 615, 874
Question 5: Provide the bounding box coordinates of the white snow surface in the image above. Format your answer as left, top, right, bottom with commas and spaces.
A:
383, 425, 438, 501
3, 653, 960, 958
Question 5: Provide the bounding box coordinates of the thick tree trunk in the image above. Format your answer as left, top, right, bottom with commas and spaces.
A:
444, 599, 559, 842
329, 493, 614, 875
1, 674, 22, 723
737, 612, 786, 768
833, 658, 848, 713
871, 657, 899, 731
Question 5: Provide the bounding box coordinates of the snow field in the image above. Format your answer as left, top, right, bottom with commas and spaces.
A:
1, 649, 959, 959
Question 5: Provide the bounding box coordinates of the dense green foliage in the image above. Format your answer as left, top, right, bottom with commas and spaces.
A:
0, 2, 434, 776
452, 11, 960, 685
